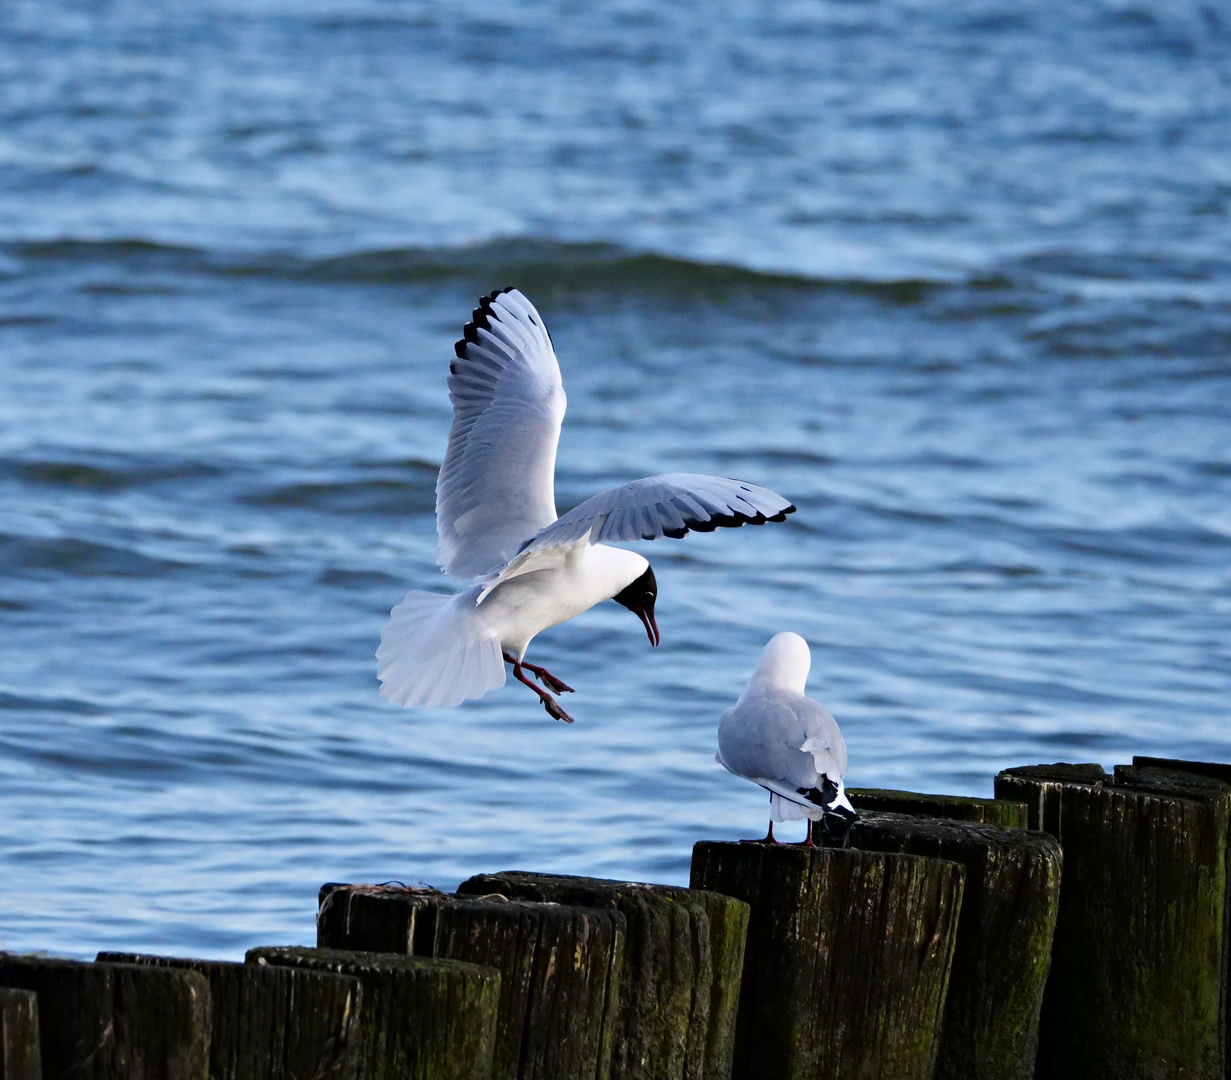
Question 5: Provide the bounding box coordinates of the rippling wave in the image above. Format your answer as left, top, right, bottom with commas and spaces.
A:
8, 236, 970, 300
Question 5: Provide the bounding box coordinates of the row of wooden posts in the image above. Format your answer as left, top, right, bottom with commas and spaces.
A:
3, 754, 1231, 1080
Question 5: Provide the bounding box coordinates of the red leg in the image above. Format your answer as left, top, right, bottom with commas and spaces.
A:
508, 657, 575, 723
740, 821, 779, 845
504, 653, 574, 694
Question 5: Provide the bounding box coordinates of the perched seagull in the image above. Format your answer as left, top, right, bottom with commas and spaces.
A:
717, 632, 857, 843
377, 288, 795, 723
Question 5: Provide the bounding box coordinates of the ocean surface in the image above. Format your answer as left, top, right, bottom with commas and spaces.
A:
1, 0, 1229, 959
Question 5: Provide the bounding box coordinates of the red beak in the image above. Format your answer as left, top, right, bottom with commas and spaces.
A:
637, 606, 660, 648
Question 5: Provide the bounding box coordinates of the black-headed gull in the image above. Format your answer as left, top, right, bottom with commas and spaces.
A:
716, 632, 856, 843
377, 288, 794, 723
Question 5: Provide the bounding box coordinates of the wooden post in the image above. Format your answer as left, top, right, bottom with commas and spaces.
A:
247, 946, 499, 1080
1113, 763, 1231, 1080
0, 955, 210, 1080
993, 762, 1108, 832
995, 764, 1228, 1080
690, 841, 964, 1080
318, 882, 440, 954
845, 788, 1029, 827
316, 888, 626, 1080
98, 952, 362, 1080
0, 988, 40, 1080
828, 812, 1061, 1080
1133, 756, 1231, 785
455, 870, 749, 1080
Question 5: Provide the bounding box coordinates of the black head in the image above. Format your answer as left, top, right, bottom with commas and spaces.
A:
612, 565, 659, 647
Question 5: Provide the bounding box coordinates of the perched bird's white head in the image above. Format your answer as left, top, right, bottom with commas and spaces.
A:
743, 631, 811, 697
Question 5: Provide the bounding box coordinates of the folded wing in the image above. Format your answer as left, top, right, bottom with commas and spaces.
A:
436, 288, 567, 581
717, 693, 847, 819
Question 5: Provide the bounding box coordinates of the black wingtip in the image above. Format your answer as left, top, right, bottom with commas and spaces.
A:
454, 290, 517, 361
668, 501, 795, 538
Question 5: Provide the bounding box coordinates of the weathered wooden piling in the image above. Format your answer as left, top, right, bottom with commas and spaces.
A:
0, 955, 211, 1080
996, 763, 1229, 1080
1114, 762, 1231, 1080
1134, 755, 1231, 785
98, 952, 362, 1080
846, 787, 1029, 827
826, 811, 1061, 1080
247, 946, 499, 1080
691, 841, 965, 1080
993, 762, 1108, 832
316, 888, 625, 1080
455, 871, 749, 1080
317, 883, 438, 954
0, 988, 41, 1080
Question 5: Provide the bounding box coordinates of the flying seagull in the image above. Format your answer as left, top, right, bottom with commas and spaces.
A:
377, 288, 795, 723
717, 632, 856, 843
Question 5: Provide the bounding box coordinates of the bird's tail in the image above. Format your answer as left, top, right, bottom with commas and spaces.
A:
377, 589, 505, 708
769, 791, 814, 822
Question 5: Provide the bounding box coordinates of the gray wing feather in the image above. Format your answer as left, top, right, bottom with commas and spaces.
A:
515, 473, 794, 556
717, 692, 847, 806
796, 697, 847, 781
435, 289, 566, 580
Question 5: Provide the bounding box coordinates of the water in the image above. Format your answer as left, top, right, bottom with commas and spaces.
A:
2, 0, 1230, 959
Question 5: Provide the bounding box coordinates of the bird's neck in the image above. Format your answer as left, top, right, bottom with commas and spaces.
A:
743, 665, 808, 698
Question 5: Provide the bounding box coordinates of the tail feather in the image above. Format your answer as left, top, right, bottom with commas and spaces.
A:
377, 589, 505, 708
769, 791, 813, 822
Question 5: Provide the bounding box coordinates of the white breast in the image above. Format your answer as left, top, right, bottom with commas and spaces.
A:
479, 543, 649, 659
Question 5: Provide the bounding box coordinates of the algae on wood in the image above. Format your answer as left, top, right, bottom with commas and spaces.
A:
834, 812, 1061, 1080
0, 988, 41, 1080
99, 952, 362, 1080
844, 788, 1029, 828
247, 946, 498, 1080
457, 870, 748, 1080
996, 764, 1228, 1080
0, 955, 210, 1080
316, 888, 625, 1080
691, 841, 964, 1080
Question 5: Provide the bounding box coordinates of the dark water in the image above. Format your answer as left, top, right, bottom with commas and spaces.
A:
2, 0, 1229, 958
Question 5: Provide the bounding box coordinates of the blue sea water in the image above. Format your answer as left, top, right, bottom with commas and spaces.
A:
1, 0, 1229, 959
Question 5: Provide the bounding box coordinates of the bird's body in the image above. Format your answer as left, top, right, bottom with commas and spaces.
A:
482, 544, 650, 661
377, 287, 794, 721
717, 632, 855, 839
379, 543, 648, 709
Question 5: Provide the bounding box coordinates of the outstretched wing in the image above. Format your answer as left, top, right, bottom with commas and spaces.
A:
477, 473, 794, 600
520, 473, 793, 552
435, 288, 566, 580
